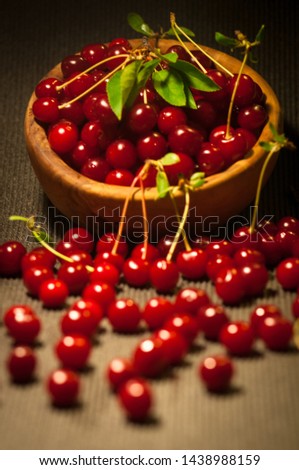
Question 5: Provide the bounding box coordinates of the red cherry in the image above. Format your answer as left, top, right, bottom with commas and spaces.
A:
163, 152, 195, 185
215, 267, 245, 305
276, 257, 299, 290
39, 278, 69, 308
23, 265, 53, 297
32, 97, 60, 123
61, 301, 102, 337
81, 42, 108, 66
168, 124, 204, 156
48, 120, 78, 155
118, 378, 153, 421
175, 287, 210, 316
126, 103, 158, 135
205, 240, 234, 258
199, 355, 234, 392
136, 132, 168, 161
130, 243, 160, 262
94, 251, 124, 271
7, 346, 37, 383
142, 297, 175, 330
164, 312, 199, 346
105, 169, 135, 186
0, 241, 26, 276
149, 259, 179, 293
237, 104, 268, 130
105, 139, 138, 170
209, 125, 247, 167
197, 304, 230, 341
176, 249, 207, 280
250, 304, 282, 336
206, 254, 236, 282
153, 328, 188, 366
6, 307, 41, 344
106, 357, 136, 391
228, 74, 257, 107
90, 262, 120, 285
277, 216, 299, 236
35, 77, 63, 98
157, 106, 187, 135
47, 369, 80, 407
57, 262, 89, 295
239, 263, 269, 297
259, 317, 293, 351
63, 227, 94, 253
62, 249, 93, 267
61, 54, 88, 78
96, 232, 128, 257
196, 142, 225, 176
220, 321, 255, 356
82, 281, 116, 313
132, 337, 167, 378
21, 247, 56, 272
292, 296, 299, 319
233, 247, 265, 267
107, 298, 141, 333
122, 258, 150, 288
201, 69, 229, 104
106, 44, 130, 71
55, 334, 91, 370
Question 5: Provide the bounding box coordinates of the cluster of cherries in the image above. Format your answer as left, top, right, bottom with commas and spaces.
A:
31, 37, 269, 187
1, 212, 299, 420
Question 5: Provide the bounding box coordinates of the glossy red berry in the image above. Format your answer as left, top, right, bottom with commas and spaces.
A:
107, 298, 141, 333
233, 247, 265, 266
89, 262, 120, 285
130, 242, 160, 262
149, 259, 179, 293
168, 124, 204, 156
206, 254, 236, 283
118, 378, 153, 421
122, 258, 150, 288
176, 249, 207, 280
157, 106, 187, 134
39, 278, 69, 308
276, 257, 299, 290
81, 42, 108, 66
127, 103, 158, 134
47, 369, 80, 407
32, 97, 60, 123
21, 247, 56, 272
81, 157, 111, 182
197, 304, 230, 341
55, 334, 91, 370
0, 240, 26, 277
164, 312, 199, 346
57, 262, 89, 295
105, 139, 138, 170
250, 304, 282, 336
136, 132, 168, 161
61, 300, 102, 337
82, 281, 116, 312
215, 267, 245, 305
259, 317, 293, 350
239, 263, 269, 297
237, 104, 268, 130
106, 357, 136, 390
105, 169, 135, 186
96, 232, 128, 257
132, 337, 166, 378
277, 216, 299, 236
199, 355, 234, 392
142, 297, 175, 330
163, 152, 195, 185
228, 74, 257, 107
174, 287, 210, 316
153, 328, 188, 366
23, 265, 53, 297
6, 346, 37, 383
196, 142, 225, 176
220, 321, 255, 356
3, 304, 36, 330
6, 306, 41, 344
48, 120, 78, 155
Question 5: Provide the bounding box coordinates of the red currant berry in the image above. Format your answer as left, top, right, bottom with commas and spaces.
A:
107, 298, 141, 333
259, 317, 293, 351
197, 304, 230, 341
47, 369, 80, 407
6, 346, 37, 383
39, 278, 69, 308
118, 378, 152, 421
220, 321, 255, 356
55, 334, 91, 370
199, 355, 234, 392
0, 241, 26, 277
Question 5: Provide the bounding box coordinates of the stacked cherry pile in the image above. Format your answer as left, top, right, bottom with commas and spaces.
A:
1, 215, 299, 420
31, 36, 268, 187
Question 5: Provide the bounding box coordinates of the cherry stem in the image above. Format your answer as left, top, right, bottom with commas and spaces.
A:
9, 215, 94, 272
249, 143, 281, 234
58, 56, 131, 109
225, 47, 249, 139
169, 191, 192, 251
170, 12, 234, 77
139, 178, 149, 260
166, 185, 190, 262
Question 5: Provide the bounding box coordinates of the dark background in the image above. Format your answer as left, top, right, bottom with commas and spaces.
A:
0, 0, 298, 450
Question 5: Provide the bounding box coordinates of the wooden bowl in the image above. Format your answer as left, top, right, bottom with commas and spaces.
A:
24, 39, 281, 235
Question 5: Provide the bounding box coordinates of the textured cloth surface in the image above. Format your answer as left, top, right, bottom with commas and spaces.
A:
0, 0, 299, 450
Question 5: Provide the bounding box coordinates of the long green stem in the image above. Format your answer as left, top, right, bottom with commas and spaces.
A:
166, 187, 190, 262
170, 12, 234, 77
249, 143, 280, 233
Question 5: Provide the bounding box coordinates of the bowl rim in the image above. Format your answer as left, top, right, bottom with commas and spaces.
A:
24, 39, 281, 207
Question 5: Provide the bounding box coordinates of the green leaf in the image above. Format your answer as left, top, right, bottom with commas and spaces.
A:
159, 153, 180, 166
189, 171, 205, 188
269, 122, 286, 144
164, 26, 195, 38
125, 58, 160, 108
259, 141, 275, 152
184, 84, 197, 109
170, 60, 220, 91
156, 170, 170, 198
107, 61, 141, 119
152, 69, 186, 106
255, 24, 265, 43
158, 52, 178, 63
127, 12, 154, 37
215, 31, 240, 48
